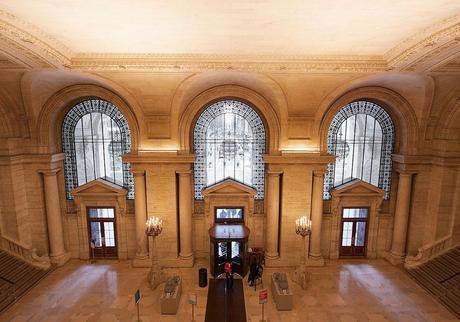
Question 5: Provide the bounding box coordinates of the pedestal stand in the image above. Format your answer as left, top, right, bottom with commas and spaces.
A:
293, 216, 311, 290
146, 216, 167, 290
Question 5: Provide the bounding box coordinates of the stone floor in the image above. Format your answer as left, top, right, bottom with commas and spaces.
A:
1, 259, 458, 322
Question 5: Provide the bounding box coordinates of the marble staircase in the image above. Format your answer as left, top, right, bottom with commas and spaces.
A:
0, 250, 51, 314
406, 246, 460, 318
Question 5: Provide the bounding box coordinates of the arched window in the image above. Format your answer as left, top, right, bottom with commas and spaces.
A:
324, 101, 394, 200
62, 99, 134, 199
193, 100, 266, 199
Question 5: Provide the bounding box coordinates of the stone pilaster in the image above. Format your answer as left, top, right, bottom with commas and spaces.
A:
132, 171, 150, 267
388, 170, 415, 265
265, 170, 282, 261
39, 169, 70, 266
177, 170, 194, 266
306, 170, 325, 266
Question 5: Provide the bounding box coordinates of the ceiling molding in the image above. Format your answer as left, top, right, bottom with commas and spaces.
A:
0, 49, 28, 69
0, 9, 72, 68
429, 53, 460, 73
385, 14, 460, 72
70, 54, 388, 73
0, 9, 459, 73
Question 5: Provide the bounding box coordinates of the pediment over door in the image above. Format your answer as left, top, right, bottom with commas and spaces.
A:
329, 179, 385, 260
331, 179, 384, 198
72, 178, 127, 198
203, 179, 256, 198
202, 179, 256, 228
70, 178, 129, 260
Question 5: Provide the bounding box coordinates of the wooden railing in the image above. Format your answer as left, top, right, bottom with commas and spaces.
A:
404, 235, 453, 269
1, 236, 50, 270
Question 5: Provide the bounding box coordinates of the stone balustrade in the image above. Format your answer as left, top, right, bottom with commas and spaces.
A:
1, 236, 50, 270
404, 235, 453, 269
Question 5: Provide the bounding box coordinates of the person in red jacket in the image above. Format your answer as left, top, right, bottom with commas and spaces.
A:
225, 261, 233, 289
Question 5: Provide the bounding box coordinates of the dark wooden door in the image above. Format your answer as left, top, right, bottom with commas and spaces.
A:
87, 208, 118, 258
340, 208, 369, 257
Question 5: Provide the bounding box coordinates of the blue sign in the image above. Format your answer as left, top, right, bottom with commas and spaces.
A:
135, 289, 141, 304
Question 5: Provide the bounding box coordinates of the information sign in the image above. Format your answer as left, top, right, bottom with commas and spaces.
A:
259, 289, 268, 304
189, 293, 197, 305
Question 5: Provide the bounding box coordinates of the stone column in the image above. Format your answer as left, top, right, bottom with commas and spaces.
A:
265, 170, 282, 260
307, 170, 325, 266
388, 171, 415, 265
39, 169, 70, 266
132, 171, 149, 267
178, 170, 194, 266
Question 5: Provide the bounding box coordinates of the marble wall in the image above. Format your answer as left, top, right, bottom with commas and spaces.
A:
0, 68, 458, 268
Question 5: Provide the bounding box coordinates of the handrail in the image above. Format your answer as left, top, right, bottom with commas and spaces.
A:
404, 235, 453, 269
1, 235, 51, 270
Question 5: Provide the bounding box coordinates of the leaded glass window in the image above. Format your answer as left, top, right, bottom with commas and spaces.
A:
62, 99, 134, 199
324, 101, 394, 200
194, 100, 266, 199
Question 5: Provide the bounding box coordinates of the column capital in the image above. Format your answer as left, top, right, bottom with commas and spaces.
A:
267, 170, 283, 177
176, 170, 193, 176
132, 170, 146, 177
396, 169, 417, 176
38, 168, 60, 176
313, 169, 327, 177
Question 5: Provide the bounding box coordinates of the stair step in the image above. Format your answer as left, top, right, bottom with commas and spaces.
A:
0, 256, 18, 274
435, 257, 459, 276
433, 257, 458, 275
444, 253, 460, 268
0, 251, 51, 314
408, 268, 447, 296
418, 265, 447, 286
441, 292, 460, 316
406, 246, 460, 319
0, 295, 15, 313
3, 262, 30, 282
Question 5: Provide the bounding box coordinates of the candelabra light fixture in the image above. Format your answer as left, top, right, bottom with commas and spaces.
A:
146, 216, 163, 236
145, 215, 166, 289
294, 215, 312, 290
295, 216, 312, 237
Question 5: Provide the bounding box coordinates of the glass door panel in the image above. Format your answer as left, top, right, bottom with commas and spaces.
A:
355, 222, 367, 246
213, 240, 245, 277
341, 222, 353, 246
104, 222, 115, 247
340, 208, 369, 257
90, 222, 102, 247
87, 207, 117, 258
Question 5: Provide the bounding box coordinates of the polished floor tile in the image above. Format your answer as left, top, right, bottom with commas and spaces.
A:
1, 259, 458, 322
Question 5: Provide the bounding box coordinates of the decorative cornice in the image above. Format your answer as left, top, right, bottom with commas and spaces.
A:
71, 53, 388, 73
37, 168, 60, 176
0, 9, 72, 67
263, 153, 335, 165
0, 9, 459, 73
392, 154, 460, 168
433, 61, 460, 73
0, 152, 64, 166
385, 14, 460, 71
123, 152, 196, 164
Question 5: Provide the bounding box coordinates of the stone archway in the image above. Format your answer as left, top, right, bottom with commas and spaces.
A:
178, 84, 281, 154
318, 86, 419, 155
36, 84, 141, 153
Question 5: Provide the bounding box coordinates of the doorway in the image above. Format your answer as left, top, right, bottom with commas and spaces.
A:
209, 224, 249, 278
216, 241, 243, 276
87, 207, 118, 258
340, 208, 369, 257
